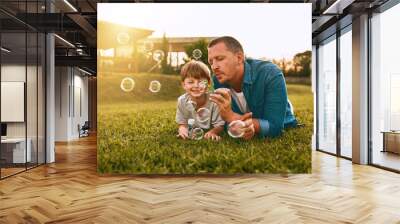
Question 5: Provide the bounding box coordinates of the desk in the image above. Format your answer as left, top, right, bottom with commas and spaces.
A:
1, 138, 31, 163
381, 131, 400, 154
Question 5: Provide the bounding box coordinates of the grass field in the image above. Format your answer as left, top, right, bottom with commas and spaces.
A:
98, 72, 313, 174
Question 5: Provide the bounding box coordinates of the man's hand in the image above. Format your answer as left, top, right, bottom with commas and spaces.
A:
177, 125, 189, 140
240, 113, 258, 140
210, 88, 241, 122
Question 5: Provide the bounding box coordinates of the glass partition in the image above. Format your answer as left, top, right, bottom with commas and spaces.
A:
0, 1, 46, 179
317, 35, 337, 155
1, 31, 28, 177
371, 3, 400, 171
27, 31, 38, 169
38, 32, 45, 165
339, 27, 352, 158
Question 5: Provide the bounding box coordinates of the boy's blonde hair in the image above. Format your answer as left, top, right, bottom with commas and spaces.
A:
180, 60, 211, 83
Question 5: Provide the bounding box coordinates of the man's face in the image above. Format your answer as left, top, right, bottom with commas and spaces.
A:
208, 42, 242, 84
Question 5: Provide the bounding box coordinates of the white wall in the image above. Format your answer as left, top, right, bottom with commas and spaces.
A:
1, 65, 35, 138
73, 72, 89, 137
1, 63, 46, 164
55, 67, 89, 141
55, 66, 70, 141
1, 64, 26, 81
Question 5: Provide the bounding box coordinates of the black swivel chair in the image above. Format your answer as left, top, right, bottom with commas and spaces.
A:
79, 121, 90, 138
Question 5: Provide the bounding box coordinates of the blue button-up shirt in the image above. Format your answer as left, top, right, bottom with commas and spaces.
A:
212, 58, 297, 138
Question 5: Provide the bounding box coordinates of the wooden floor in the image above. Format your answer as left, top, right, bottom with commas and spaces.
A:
1, 163, 45, 178
373, 151, 400, 171
1, 136, 400, 223
1, 167, 26, 178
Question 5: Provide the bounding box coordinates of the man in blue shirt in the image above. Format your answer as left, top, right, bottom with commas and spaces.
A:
208, 36, 297, 140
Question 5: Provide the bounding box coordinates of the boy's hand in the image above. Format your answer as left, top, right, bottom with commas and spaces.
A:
204, 131, 221, 141
177, 126, 189, 139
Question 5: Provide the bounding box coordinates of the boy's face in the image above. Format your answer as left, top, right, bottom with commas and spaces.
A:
182, 77, 209, 98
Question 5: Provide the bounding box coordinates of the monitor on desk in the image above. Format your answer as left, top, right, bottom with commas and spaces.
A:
1, 123, 7, 139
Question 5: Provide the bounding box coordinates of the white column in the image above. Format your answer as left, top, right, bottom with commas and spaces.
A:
46, 33, 55, 163
45, 1, 55, 163
352, 14, 369, 164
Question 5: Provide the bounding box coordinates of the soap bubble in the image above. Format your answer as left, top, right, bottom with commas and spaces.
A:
192, 49, 202, 60
191, 127, 204, 140
120, 77, 135, 92
149, 80, 161, 93
196, 107, 211, 123
143, 41, 154, 52
228, 120, 246, 138
199, 80, 208, 91
153, 50, 165, 62
188, 118, 195, 126
116, 32, 130, 45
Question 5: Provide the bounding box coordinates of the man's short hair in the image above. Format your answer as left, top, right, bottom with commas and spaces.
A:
208, 36, 244, 54
180, 60, 211, 83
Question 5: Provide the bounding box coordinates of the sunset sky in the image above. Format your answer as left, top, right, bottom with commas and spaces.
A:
98, 3, 311, 60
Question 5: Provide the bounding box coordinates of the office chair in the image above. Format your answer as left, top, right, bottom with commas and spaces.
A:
79, 121, 90, 138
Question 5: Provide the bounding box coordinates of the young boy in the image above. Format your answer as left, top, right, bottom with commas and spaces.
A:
176, 60, 225, 141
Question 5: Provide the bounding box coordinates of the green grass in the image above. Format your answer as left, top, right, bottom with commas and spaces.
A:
98, 73, 313, 174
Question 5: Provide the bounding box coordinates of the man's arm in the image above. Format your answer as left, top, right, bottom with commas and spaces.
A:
242, 117, 260, 140
210, 89, 260, 140
209, 88, 242, 123
258, 69, 288, 138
